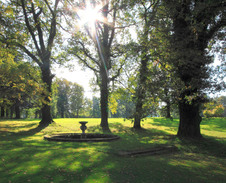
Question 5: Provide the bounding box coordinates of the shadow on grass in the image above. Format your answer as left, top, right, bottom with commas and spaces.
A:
88, 122, 177, 154
0, 122, 38, 131
151, 118, 179, 127
177, 135, 226, 158
0, 120, 51, 141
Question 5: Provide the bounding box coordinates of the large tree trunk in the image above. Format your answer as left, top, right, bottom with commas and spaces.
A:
39, 62, 53, 127
177, 98, 202, 138
100, 69, 110, 132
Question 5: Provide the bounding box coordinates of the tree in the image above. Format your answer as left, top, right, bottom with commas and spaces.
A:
126, 0, 160, 128
69, 83, 84, 118
80, 98, 93, 117
55, 79, 71, 118
52, 78, 85, 118
0, 49, 44, 119
92, 97, 101, 118
109, 88, 135, 118
67, 0, 128, 132
0, 0, 63, 127
162, 0, 226, 138
203, 96, 225, 118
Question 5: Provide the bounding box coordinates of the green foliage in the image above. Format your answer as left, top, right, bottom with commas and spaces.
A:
80, 98, 93, 117
70, 82, 85, 118
92, 97, 101, 118
203, 98, 225, 118
0, 50, 44, 118
52, 78, 89, 118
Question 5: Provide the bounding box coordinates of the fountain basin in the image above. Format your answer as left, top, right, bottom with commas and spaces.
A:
44, 133, 120, 142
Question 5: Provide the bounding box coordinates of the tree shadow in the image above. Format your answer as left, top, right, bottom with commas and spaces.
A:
177, 135, 226, 158
0, 121, 51, 140
151, 118, 179, 127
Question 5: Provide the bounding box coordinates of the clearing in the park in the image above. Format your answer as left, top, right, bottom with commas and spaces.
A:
0, 117, 225, 183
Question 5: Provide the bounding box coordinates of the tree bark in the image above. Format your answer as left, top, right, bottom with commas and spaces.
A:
100, 69, 110, 132
134, 97, 142, 129
177, 100, 202, 138
39, 62, 53, 127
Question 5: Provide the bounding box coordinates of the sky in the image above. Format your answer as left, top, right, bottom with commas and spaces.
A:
52, 63, 96, 99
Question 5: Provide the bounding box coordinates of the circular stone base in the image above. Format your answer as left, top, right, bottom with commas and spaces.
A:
44, 133, 120, 142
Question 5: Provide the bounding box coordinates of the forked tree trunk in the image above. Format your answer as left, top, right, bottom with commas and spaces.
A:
177, 100, 202, 138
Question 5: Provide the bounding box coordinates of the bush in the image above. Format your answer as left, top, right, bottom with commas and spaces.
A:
203, 104, 224, 118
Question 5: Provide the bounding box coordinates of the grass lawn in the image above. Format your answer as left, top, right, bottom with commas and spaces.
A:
0, 117, 225, 183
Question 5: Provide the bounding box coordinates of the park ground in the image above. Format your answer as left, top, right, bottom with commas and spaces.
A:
0, 117, 225, 183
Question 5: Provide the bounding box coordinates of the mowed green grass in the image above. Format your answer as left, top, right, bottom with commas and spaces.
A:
0, 117, 225, 183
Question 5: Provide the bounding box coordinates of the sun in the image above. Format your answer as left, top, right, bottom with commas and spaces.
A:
77, 2, 104, 32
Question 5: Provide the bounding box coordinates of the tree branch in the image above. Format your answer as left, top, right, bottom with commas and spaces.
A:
108, 3, 116, 47
21, 0, 41, 56
74, 53, 100, 73
14, 42, 42, 67
205, 18, 226, 42
47, 0, 60, 51
77, 40, 100, 67
31, 3, 46, 53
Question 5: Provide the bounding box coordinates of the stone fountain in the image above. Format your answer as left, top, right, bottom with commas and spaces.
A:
44, 121, 120, 142
79, 121, 88, 138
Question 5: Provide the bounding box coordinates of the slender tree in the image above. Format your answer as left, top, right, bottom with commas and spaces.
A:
129, 0, 160, 128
